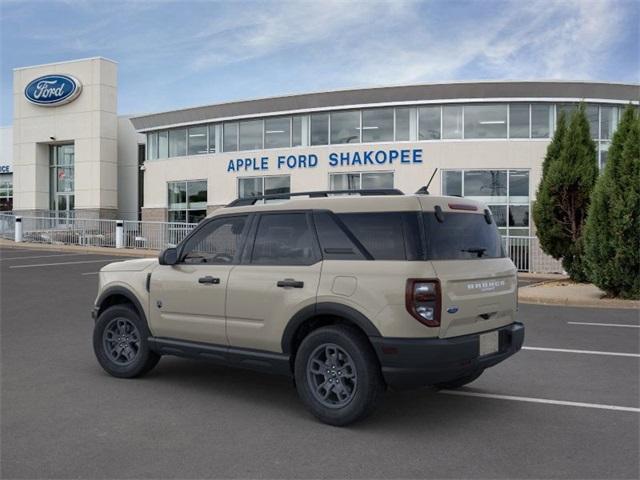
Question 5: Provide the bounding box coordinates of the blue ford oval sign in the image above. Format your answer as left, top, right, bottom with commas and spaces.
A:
24, 74, 82, 106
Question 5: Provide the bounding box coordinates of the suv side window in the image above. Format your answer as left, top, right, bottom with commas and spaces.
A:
251, 213, 320, 265
336, 212, 422, 260
181, 215, 248, 264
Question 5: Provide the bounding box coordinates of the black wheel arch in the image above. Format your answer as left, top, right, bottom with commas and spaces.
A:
281, 302, 381, 355
95, 286, 147, 326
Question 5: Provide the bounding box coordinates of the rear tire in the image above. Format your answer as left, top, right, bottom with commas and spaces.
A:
93, 304, 160, 378
294, 325, 384, 426
434, 369, 484, 390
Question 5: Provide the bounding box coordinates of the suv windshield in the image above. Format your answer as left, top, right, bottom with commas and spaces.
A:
423, 212, 505, 260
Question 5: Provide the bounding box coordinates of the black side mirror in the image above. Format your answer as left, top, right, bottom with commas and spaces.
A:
159, 247, 178, 266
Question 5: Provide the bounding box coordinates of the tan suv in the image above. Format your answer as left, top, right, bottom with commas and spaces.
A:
92, 189, 524, 425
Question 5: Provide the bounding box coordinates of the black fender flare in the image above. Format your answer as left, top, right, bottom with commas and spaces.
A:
95, 286, 147, 325
281, 302, 381, 354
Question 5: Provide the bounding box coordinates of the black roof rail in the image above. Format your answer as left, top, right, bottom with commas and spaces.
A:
225, 188, 404, 207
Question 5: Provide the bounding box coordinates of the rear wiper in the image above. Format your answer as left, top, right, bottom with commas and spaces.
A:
461, 247, 487, 258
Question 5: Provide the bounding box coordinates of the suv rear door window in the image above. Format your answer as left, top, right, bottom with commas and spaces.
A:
336, 212, 421, 260
423, 212, 505, 260
251, 213, 320, 265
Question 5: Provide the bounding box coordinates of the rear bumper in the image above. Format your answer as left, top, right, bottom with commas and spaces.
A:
370, 322, 524, 389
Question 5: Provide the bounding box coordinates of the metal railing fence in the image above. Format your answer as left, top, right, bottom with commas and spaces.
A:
122, 220, 197, 250
503, 235, 564, 274
20, 216, 118, 247
0, 213, 15, 240
2, 214, 565, 274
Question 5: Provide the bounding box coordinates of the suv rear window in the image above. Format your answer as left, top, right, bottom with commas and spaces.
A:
423, 212, 505, 260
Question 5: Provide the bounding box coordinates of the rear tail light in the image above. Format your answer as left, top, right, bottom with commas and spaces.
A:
406, 279, 441, 327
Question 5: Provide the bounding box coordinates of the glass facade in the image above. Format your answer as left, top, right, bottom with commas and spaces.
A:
0, 173, 12, 211
442, 169, 530, 236
362, 108, 394, 143
49, 144, 75, 218
329, 171, 394, 190
464, 104, 507, 139
167, 180, 207, 223
143, 103, 624, 171
419, 106, 440, 140
238, 175, 291, 199
330, 110, 360, 144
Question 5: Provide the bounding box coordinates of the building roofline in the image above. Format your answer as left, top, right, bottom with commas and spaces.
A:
13, 56, 118, 71
130, 80, 640, 131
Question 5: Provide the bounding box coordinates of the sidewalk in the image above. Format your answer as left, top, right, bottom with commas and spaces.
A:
519, 278, 640, 310
0, 238, 158, 258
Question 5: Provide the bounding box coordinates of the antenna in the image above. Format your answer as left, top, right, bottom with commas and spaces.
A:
415, 168, 438, 195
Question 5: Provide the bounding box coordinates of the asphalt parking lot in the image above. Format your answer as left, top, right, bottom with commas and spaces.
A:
1, 245, 638, 479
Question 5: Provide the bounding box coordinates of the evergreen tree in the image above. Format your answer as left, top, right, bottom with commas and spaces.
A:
533, 105, 598, 281
584, 106, 640, 298
532, 112, 567, 259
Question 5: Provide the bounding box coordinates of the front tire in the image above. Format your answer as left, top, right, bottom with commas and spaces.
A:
93, 304, 160, 378
294, 325, 384, 426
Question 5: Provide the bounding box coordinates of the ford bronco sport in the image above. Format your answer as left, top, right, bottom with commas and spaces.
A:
92, 189, 524, 426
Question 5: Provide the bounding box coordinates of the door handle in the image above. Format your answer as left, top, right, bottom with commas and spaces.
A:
198, 276, 220, 285
277, 279, 304, 288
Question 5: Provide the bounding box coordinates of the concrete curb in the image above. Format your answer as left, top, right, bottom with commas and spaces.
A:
519, 286, 640, 310
0, 239, 158, 258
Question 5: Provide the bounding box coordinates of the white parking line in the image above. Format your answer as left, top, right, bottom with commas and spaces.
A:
9, 259, 122, 269
439, 390, 640, 413
0, 253, 88, 261
523, 346, 640, 358
568, 321, 640, 329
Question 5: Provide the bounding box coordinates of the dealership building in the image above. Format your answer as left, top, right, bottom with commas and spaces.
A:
5, 57, 638, 237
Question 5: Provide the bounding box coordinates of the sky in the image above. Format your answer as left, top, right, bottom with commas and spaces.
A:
0, 0, 638, 126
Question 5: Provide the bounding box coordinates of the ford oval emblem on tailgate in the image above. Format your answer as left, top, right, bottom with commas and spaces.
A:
447, 306, 459, 314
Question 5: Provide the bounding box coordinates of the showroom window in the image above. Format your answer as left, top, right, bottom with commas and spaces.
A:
238, 175, 290, 199
395, 107, 411, 141
167, 180, 207, 223
442, 169, 530, 236
362, 108, 394, 143
292, 116, 303, 147
223, 122, 239, 152
158, 131, 169, 159
239, 119, 263, 150
419, 106, 441, 140
169, 128, 187, 157
509, 104, 529, 138
330, 110, 360, 144
531, 104, 552, 138
187, 126, 208, 155
0, 173, 13, 211
310, 113, 329, 145
329, 171, 394, 191
265, 117, 291, 149
208, 124, 217, 153
49, 144, 75, 219
600, 106, 619, 140
147, 132, 158, 160
464, 104, 507, 139
442, 105, 463, 139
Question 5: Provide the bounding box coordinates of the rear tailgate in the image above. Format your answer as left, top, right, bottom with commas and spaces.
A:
432, 258, 517, 338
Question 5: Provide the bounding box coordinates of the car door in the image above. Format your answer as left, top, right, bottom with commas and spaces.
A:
226, 211, 322, 353
149, 214, 250, 345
